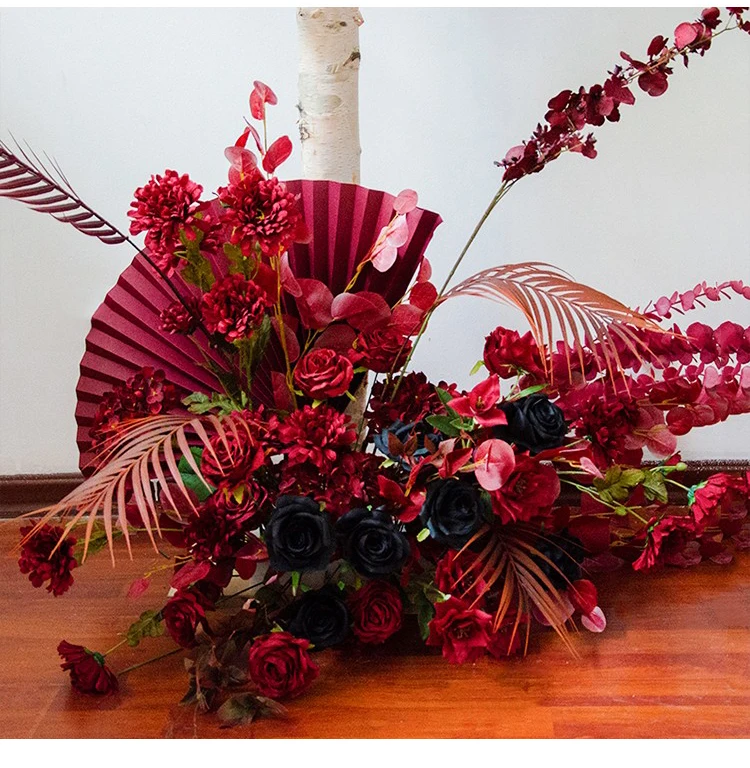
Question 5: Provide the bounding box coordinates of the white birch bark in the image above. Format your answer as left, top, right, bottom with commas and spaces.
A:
297, 7, 363, 184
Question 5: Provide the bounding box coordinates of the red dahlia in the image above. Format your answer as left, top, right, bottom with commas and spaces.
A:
18, 524, 77, 596
219, 172, 306, 257
200, 273, 270, 343
57, 641, 119, 695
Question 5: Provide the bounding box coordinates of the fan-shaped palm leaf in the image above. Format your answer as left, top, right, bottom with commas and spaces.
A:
440, 261, 662, 384
0, 139, 126, 245
19, 413, 239, 562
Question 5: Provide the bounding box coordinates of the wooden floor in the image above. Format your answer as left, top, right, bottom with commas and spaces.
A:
0, 523, 748, 739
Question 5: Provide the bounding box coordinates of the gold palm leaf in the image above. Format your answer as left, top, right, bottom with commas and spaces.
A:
19, 413, 239, 562
439, 261, 661, 383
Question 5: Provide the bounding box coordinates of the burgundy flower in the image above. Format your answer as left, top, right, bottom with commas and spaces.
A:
632, 515, 698, 572
350, 327, 412, 374
90, 368, 179, 448
163, 590, 208, 648
160, 298, 200, 335
367, 372, 447, 431
201, 273, 270, 343
274, 404, 356, 471
490, 455, 560, 524
219, 172, 307, 257
293, 348, 354, 400
185, 496, 256, 562
434, 550, 488, 604
426, 597, 493, 664
348, 581, 404, 644
448, 375, 507, 427
689, 473, 749, 527
247, 631, 319, 699
57, 641, 119, 695
484, 326, 543, 379
213, 479, 270, 525
200, 411, 266, 485
18, 524, 77, 596
128, 170, 203, 273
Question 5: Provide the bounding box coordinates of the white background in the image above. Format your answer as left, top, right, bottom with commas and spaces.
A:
1, 7, 748, 473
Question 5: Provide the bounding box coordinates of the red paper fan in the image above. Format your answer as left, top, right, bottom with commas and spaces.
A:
75, 180, 442, 472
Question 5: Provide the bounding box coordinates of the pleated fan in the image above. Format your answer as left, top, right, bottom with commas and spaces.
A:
75, 180, 442, 472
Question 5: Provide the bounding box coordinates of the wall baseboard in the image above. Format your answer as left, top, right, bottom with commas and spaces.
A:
1, 461, 748, 519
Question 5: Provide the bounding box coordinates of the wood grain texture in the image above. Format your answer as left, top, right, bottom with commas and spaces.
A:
0, 523, 748, 739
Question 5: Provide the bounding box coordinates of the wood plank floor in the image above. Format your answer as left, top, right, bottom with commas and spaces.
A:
0, 523, 748, 738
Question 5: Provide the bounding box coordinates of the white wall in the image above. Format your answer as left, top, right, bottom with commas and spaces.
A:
1, 7, 748, 474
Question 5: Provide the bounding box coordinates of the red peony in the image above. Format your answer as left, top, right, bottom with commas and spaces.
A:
18, 524, 77, 596
160, 298, 200, 335
274, 404, 356, 471
348, 581, 404, 644
200, 273, 270, 343
426, 596, 493, 664
293, 348, 354, 400
185, 496, 256, 562
247, 631, 319, 699
350, 327, 412, 374
200, 411, 267, 485
490, 455, 561, 524
484, 326, 543, 379
128, 170, 203, 273
163, 589, 209, 648
632, 515, 698, 572
219, 172, 306, 257
57, 641, 119, 695
367, 372, 452, 431
90, 368, 179, 448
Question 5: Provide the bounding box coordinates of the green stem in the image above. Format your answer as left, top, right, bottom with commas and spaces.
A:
103, 638, 129, 657
117, 647, 181, 677
664, 477, 694, 493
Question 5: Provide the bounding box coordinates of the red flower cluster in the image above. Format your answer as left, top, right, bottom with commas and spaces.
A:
184, 494, 258, 562
348, 581, 404, 644
128, 170, 203, 273
632, 514, 699, 571
490, 456, 561, 524
499, 8, 738, 182
58, 641, 119, 695
367, 372, 453, 432
200, 273, 270, 343
484, 326, 543, 379
90, 367, 179, 448
18, 524, 77, 596
293, 348, 354, 400
160, 298, 200, 335
247, 631, 319, 699
219, 172, 306, 257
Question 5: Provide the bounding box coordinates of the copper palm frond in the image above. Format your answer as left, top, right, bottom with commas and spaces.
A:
454, 523, 579, 656
20, 413, 239, 562
0, 139, 126, 245
439, 261, 661, 383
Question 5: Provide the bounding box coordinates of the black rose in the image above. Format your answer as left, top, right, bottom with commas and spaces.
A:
336, 508, 410, 578
497, 394, 568, 454
265, 496, 335, 573
420, 479, 484, 550
532, 531, 586, 589
287, 587, 350, 650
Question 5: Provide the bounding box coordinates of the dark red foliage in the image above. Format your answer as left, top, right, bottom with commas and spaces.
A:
18, 524, 77, 597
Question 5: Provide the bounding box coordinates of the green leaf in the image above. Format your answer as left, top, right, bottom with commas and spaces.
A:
415, 593, 435, 641
223, 243, 256, 278
435, 387, 454, 406
469, 359, 485, 376
425, 414, 460, 437
416, 527, 431, 543
181, 257, 215, 292
291, 571, 301, 596
126, 610, 164, 647
182, 391, 244, 416
235, 314, 272, 387
177, 447, 215, 502
593, 465, 645, 504
507, 383, 546, 401
642, 471, 668, 503
74, 524, 120, 562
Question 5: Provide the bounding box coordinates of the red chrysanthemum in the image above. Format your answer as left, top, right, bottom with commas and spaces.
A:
689, 472, 749, 527
219, 172, 306, 257
89, 368, 179, 448
160, 298, 200, 335
128, 170, 203, 272
274, 404, 357, 471
184, 496, 257, 562
18, 524, 77, 597
200, 273, 270, 343
490, 455, 561, 524
57, 641, 119, 695
426, 596, 493, 664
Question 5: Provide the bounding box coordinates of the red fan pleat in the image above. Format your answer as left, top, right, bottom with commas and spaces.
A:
75, 180, 442, 472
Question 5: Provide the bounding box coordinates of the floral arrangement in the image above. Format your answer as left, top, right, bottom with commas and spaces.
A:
4, 7, 750, 727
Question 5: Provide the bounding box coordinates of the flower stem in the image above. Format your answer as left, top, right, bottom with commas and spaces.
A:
103, 638, 129, 657
117, 647, 181, 677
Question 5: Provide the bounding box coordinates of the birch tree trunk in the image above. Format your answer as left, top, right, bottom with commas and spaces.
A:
297, 7, 363, 184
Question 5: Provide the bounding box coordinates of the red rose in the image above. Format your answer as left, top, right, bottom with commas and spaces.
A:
57, 641, 119, 695
348, 581, 404, 644
490, 456, 560, 524
350, 328, 412, 374
163, 590, 208, 648
426, 597, 492, 664
293, 348, 354, 399
484, 326, 543, 379
434, 550, 488, 604
200, 411, 266, 485
18, 524, 78, 597
248, 631, 319, 699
